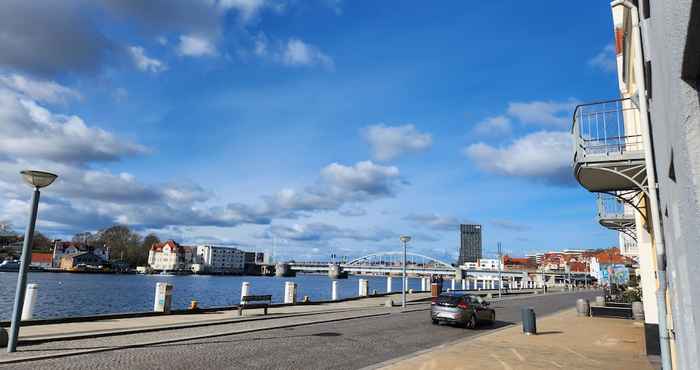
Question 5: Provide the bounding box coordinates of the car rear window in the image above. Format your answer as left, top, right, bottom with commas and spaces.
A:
436, 295, 463, 306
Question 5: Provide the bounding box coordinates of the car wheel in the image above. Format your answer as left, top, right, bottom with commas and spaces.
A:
432, 319, 439, 325
465, 314, 477, 329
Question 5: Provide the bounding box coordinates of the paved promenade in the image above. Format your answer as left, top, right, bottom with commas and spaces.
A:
0, 290, 601, 369
378, 307, 657, 370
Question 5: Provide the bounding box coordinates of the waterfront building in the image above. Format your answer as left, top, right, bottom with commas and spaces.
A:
195, 245, 245, 274
30, 252, 53, 268
460, 258, 502, 271
458, 224, 482, 265
52, 240, 109, 268
148, 240, 196, 272
59, 251, 108, 270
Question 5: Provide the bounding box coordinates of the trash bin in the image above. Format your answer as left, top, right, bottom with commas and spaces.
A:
431, 283, 440, 297
521, 307, 537, 335
576, 298, 590, 316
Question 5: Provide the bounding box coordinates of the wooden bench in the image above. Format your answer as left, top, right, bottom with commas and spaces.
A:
238, 295, 272, 316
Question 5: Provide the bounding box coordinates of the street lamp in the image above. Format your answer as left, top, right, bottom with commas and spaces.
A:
7, 170, 57, 353
399, 235, 411, 309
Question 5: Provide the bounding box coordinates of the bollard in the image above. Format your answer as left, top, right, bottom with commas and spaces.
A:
154, 282, 173, 313
21, 283, 39, 321
576, 298, 590, 316
386, 276, 393, 293
302, 295, 310, 303
521, 307, 537, 335
240, 281, 250, 304
632, 301, 644, 320
0, 327, 7, 347
358, 279, 369, 297
461, 279, 466, 290
331, 280, 338, 301
595, 296, 605, 306
372, 289, 377, 295
284, 281, 297, 304
420, 278, 426, 292
189, 300, 199, 310
451, 279, 456, 290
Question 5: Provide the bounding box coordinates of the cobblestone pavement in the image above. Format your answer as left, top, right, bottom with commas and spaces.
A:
0, 291, 599, 370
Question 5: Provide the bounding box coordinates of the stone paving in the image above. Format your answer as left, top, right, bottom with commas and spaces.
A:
378, 308, 657, 370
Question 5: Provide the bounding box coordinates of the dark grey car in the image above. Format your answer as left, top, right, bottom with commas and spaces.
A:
430, 292, 495, 328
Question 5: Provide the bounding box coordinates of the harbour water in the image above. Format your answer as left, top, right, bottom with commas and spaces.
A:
0, 272, 425, 320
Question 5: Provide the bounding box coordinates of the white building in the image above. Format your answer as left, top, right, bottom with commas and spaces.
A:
461, 258, 503, 271
195, 245, 245, 274
148, 240, 195, 272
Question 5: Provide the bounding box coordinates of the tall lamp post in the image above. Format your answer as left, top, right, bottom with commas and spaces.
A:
7, 170, 57, 353
399, 235, 411, 309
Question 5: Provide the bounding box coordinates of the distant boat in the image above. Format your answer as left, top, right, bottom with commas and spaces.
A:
0, 260, 19, 271
159, 271, 175, 276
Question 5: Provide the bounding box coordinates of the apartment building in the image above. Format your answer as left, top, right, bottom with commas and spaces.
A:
572, 1, 700, 368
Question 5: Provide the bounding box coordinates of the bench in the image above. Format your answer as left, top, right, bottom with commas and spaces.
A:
238, 295, 272, 316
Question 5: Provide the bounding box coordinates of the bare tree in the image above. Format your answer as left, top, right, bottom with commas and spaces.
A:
97, 225, 143, 267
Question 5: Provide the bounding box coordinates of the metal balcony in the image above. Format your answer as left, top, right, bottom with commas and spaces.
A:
572, 98, 647, 193
596, 193, 637, 241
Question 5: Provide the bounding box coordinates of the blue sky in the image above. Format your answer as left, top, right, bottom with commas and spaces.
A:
0, 1, 621, 261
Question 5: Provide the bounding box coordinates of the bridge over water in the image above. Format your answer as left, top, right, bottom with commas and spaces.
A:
278, 252, 590, 287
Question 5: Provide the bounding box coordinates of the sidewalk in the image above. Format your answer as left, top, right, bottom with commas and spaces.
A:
379, 308, 657, 370
10, 292, 432, 344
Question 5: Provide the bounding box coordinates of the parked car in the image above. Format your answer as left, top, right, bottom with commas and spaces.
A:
431, 292, 495, 328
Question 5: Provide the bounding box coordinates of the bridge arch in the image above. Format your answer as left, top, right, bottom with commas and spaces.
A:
344, 251, 456, 271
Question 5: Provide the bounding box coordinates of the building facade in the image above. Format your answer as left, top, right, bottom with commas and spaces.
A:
148, 240, 195, 272
52, 240, 109, 268
195, 245, 245, 274
458, 224, 482, 265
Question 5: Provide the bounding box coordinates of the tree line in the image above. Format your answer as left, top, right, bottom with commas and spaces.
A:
70, 225, 161, 267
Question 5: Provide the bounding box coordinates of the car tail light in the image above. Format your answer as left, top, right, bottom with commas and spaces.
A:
457, 302, 470, 309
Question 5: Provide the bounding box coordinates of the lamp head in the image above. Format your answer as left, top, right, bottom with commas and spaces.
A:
399, 235, 411, 243
20, 170, 58, 189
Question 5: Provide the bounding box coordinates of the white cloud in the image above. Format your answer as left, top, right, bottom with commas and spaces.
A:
589, 43, 616, 73
0, 74, 80, 104
472, 115, 512, 136
0, 86, 146, 165
363, 124, 433, 161
403, 213, 462, 231
506, 100, 578, 127
282, 38, 334, 69
262, 222, 395, 242
128, 46, 167, 73
177, 34, 217, 57
219, 0, 270, 21
463, 131, 573, 185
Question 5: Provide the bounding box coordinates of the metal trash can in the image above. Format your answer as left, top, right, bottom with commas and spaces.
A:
576, 298, 590, 316
632, 301, 644, 320
0, 327, 8, 347
521, 307, 537, 335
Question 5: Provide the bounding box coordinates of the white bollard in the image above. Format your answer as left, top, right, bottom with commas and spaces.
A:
21, 283, 39, 320
154, 282, 173, 313
461, 279, 466, 290
358, 279, 369, 297
420, 277, 426, 291
284, 281, 297, 304
331, 280, 338, 301
451, 279, 456, 290
386, 276, 393, 293
404, 277, 408, 292
240, 282, 250, 304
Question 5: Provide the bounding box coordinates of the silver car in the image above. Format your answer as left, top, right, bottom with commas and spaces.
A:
431, 292, 495, 328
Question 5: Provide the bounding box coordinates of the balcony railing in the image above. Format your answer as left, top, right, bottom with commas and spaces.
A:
597, 193, 635, 220
572, 98, 643, 161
